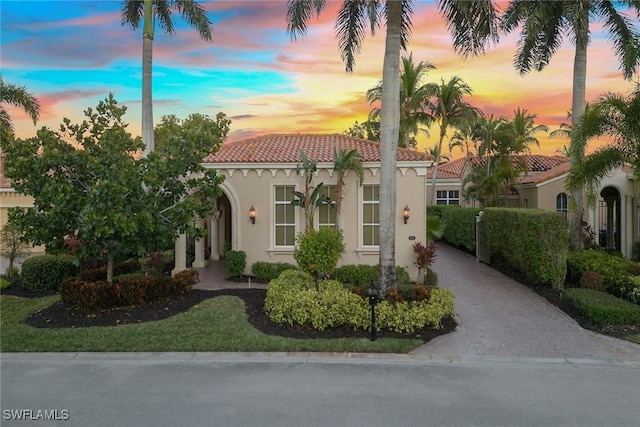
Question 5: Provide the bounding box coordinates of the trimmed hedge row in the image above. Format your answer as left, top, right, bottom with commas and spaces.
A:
483, 208, 568, 288
428, 205, 480, 252
20, 255, 79, 291
563, 288, 640, 326
264, 270, 455, 333
334, 264, 411, 286
61, 269, 198, 313
251, 262, 297, 282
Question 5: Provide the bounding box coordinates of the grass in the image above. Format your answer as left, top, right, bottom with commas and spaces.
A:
0, 294, 422, 353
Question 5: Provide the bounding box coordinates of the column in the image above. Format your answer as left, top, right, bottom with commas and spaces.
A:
625, 195, 633, 258
209, 211, 220, 260
192, 218, 208, 268
172, 233, 187, 276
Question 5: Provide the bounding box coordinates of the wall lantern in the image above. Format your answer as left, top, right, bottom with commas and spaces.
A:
402, 205, 411, 224
249, 205, 256, 224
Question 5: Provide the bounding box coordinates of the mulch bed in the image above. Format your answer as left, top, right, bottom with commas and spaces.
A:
1, 286, 456, 342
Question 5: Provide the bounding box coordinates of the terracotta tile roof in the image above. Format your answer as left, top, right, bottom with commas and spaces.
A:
426, 157, 466, 179
517, 160, 571, 185
203, 134, 433, 164
468, 154, 568, 172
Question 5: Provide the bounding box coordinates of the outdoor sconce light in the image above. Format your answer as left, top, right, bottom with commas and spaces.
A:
402, 205, 411, 224
249, 205, 256, 224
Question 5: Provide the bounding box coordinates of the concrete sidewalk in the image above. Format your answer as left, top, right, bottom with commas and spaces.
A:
412, 244, 640, 362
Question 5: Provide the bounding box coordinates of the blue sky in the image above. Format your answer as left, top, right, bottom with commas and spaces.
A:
2, 1, 638, 155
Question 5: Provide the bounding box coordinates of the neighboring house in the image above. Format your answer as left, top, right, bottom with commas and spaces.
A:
172, 134, 433, 280
0, 156, 45, 270
427, 154, 638, 258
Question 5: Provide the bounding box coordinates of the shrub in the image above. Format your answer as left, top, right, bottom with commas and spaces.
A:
484, 208, 568, 288
225, 250, 246, 277
412, 285, 432, 302
425, 268, 438, 287
563, 288, 640, 326
21, 255, 79, 291
579, 271, 606, 292
265, 270, 455, 333
384, 288, 405, 304
625, 263, 640, 276
334, 264, 411, 287
566, 250, 632, 296
293, 228, 344, 277
0, 277, 10, 290
172, 269, 199, 294
140, 250, 173, 274
251, 261, 298, 282
116, 274, 173, 306
60, 277, 118, 312
634, 241, 640, 261
429, 205, 480, 252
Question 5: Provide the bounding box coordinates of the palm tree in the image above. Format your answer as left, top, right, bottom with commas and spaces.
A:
427, 76, 479, 204
427, 143, 451, 165
332, 148, 364, 231
509, 107, 548, 155
366, 54, 436, 149
287, 0, 412, 292
121, 0, 213, 157
501, 0, 640, 249
449, 117, 483, 157
0, 74, 40, 141
568, 85, 640, 199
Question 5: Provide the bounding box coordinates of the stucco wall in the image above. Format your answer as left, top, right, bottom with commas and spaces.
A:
216, 163, 427, 280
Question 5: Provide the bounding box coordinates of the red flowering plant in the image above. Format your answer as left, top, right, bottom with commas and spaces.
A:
413, 241, 436, 285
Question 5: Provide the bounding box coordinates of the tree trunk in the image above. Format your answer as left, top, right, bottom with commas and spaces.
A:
335, 178, 343, 231
569, 34, 588, 250
429, 132, 446, 205
141, 0, 155, 157
107, 251, 114, 285
378, 0, 402, 294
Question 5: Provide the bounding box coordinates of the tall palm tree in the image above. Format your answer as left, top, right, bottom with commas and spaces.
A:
121, 0, 213, 157
509, 107, 548, 155
501, 0, 640, 249
366, 54, 436, 149
332, 148, 364, 231
568, 85, 640, 199
427, 76, 479, 204
287, 0, 412, 292
0, 74, 40, 141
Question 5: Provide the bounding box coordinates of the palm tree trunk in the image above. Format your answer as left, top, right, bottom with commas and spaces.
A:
335, 180, 343, 231
569, 37, 587, 250
378, 0, 402, 294
429, 133, 445, 205
141, 0, 155, 157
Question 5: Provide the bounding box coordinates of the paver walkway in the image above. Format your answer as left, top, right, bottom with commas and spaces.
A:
412, 244, 640, 362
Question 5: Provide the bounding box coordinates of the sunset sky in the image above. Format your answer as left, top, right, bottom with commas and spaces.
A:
2, 1, 638, 158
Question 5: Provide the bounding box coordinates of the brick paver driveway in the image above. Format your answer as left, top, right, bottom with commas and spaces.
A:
412, 244, 640, 363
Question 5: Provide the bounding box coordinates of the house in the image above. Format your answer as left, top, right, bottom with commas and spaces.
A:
171, 134, 434, 279
427, 155, 638, 259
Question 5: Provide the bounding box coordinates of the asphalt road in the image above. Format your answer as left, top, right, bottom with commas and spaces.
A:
2, 353, 639, 427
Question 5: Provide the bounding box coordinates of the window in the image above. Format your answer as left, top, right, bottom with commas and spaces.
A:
317, 185, 336, 229
556, 193, 568, 215
436, 190, 460, 205
274, 185, 296, 247
362, 185, 379, 246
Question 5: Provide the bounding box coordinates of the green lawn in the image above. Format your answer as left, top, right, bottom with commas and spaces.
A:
0, 294, 422, 353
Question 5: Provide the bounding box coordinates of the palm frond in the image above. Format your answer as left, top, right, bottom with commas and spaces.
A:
286, 0, 327, 40
438, 0, 500, 57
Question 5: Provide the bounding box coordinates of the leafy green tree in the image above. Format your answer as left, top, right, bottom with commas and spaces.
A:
427, 76, 479, 204
0, 74, 40, 141
121, 0, 213, 156
0, 223, 31, 282
1, 94, 226, 283
332, 148, 364, 231
568, 85, 640, 200
501, 0, 640, 250
366, 54, 436, 149
343, 119, 380, 142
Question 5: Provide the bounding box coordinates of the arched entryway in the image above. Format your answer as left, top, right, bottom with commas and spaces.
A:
598, 186, 621, 252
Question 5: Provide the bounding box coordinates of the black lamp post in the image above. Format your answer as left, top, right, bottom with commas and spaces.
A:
367, 278, 380, 341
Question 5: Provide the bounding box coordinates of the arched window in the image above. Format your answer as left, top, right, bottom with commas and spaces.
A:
556, 193, 568, 215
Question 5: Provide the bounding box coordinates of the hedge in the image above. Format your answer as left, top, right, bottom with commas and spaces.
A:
428, 205, 480, 252
251, 262, 298, 282
483, 208, 568, 288
21, 255, 79, 291
563, 288, 640, 326
566, 250, 634, 296
334, 264, 411, 286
